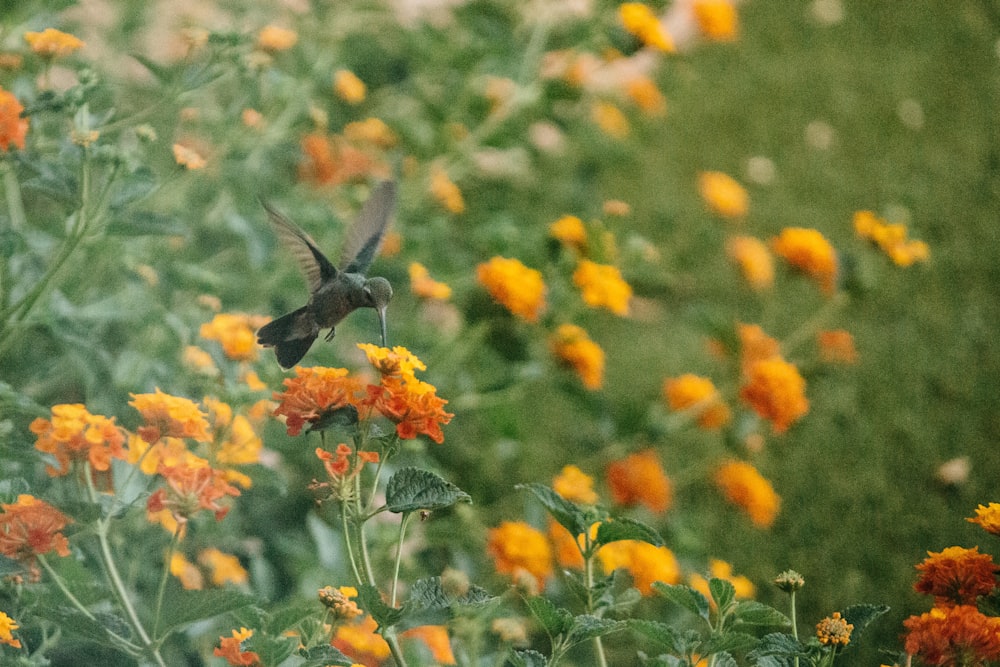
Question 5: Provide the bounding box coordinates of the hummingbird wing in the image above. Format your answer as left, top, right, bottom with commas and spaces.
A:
261, 201, 338, 294
339, 180, 397, 274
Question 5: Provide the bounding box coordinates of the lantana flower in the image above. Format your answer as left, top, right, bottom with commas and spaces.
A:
606, 449, 672, 514
772, 227, 838, 295
913, 546, 998, 607
816, 612, 853, 647
409, 262, 452, 300
131, 389, 212, 444
199, 547, 249, 586
904, 604, 1000, 666
549, 215, 588, 252
619, 3, 675, 52
486, 521, 554, 592
271, 367, 364, 436
0, 495, 72, 581
597, 539, 680, 595
476, 256, 547, 322
550, 324, 605, 390
200, 312, 269, 362
689, 559, 755, 601
698, 171, 748, 219
24, 28, 84, 58
430, 165, 465, 214
146, 459, 241, 524
214, 627, 260, 666
332, 615, 391, 664
726, 235, 774, 290
663, 373, 731, 429
572, 259, 632, 316
552, 464, 599, 505
714, 460, 780, 528
0, 86, 28, 151
334, 69, 366, 104
0, 611, 22, 648
400, 625, 456, 665
968, 503, 1000, 536
739, 356, 809, 434
854, 209, 930, 267
30, 404, 127, 480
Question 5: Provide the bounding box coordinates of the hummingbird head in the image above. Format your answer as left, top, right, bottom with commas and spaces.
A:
363, 277, 393, 346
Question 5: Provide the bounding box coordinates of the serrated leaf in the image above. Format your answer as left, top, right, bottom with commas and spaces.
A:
247, 633, 298, 666
356, 583, 405, 629
701, 630, 759, 655
596, 517, 664, 547
651, 583, 710, 622
297, 644, 356, 667
509, 649, 548, 667
517, 483, 588, 538
264, 599, 320, 635
840, 603, 889, 648
709, 652, 739, 667
407, 576, 494, 610
157, 587, 258, 636
746, 632, 810, 661
733, 600, 791, 627
566, 615, 626, 645
46, 606, 131, 645
628, 619, 680, 652
709, 578, 735, 614
385, 467, 471, 513
526, 595, 573, 638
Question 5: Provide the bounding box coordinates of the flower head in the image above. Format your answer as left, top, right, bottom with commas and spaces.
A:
854, 210, 930, 267
271, 366, 363, 436
256, 25, 297, 52
170, 552, 204, 590
0, 86, 28, 151
817, 329, 858, 364
131, 389, 212, 443
774, 570, 805, 592
738, 323, 782, 373
199, 547, 248, 586
904, 604, 1000, 666
552, 464, 600, 505
619, 3, 675, 52
476, 256, 547, 322
698, 171, 748, 219
400, 625, 456, 665
690, 559, 755, 602
597, 540, 680, 594
487, 521, 553, 591
334, 69, 367, 104
727, 236, 774, 290
200, 313, 269, 361
591, 101, 630, 139
319, 585, 364, 620
550, 324, 605, 390
431, 165, 465, 214
663, 373, 730, 429
147, 460, 241, 524
0, 611, 21, 648
968, 503, 1000, 536
30, 404, 127, 479
409, 262, 452, 301
693, 0, 739, 41
914, 546, 998, 607
549, 215, 588, 252
606, 449, 672, 514
0, 495, 72, 580
172, 143, 207, 170
24, 28, 84, 58
214, 627, 260, 666
772, 227, 838, 295
572, 259, 632, 316
626, 77, 667, 116
714, 461, 780, 528
333, 615, 392, 664
816, 612, 853, 647
740, 357, 809, 434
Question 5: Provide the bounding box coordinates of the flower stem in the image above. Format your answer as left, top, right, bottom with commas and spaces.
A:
153, 527, 183, 637
389, 512, 413, 608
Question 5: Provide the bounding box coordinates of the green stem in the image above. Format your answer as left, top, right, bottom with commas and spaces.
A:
582, 552, 609, 667
789, 590, 799, 667
390, 512, 413, 608
153, 527, 182, 637
781, 292, 848, 355
340, 499, 363, 584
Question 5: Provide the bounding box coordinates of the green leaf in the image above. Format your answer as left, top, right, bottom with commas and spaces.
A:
732, 600, 791, 628
264, 599, 321, 635
701, 630, 759, 655
408, 576, 494, 609
841, 603, 890, 647
45, 606, 132, 646
110, 168, 156, 209
651, 583, 710, 622
746, 632, 810, 664
709, 578, 735, 614
247, 633, 298, 666
566, 615, 626, 645
356, 583, 405, 629
711, 652, 739, 667
596, 517, 664, 547
157, 587, 258, 636
628, 619, 680, 652
130, 53, 175, 84
297, 644, 356, 667
509, 649, 548, 667
525, 595, 573, 638
307, 405, 359, 433
517, 483, 588, 537
385, 467, 472, 513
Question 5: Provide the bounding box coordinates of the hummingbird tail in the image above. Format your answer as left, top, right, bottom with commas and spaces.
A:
273, 335, 318, 369
257, 307, 319, 368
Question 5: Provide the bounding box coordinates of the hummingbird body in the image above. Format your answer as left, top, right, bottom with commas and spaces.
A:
257, 181, 396, 368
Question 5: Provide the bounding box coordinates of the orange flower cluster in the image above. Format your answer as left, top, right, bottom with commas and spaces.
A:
409, 262, 452, 300
726, 235, 774, 290
550, 323, 605, 390
854, 210, 930, 267
816, 611, 853, 647
131, 388, 212, 443
299, 129, 391, 187
30, 404, 127, 479
431, 165, 465, 214
400, 625, 457, 665
968, 503, 1000, 535
332, 615, 391, 666
913, 546, 998, 607
572, 260, 632, 316
0, 86, 28, 151
255, 25, 297, 52
486, 520, 553, 591
597, 539, 680, 595
0, 611, 20, 649
817, 329, 858, 364
552, 464, 599, 505
214, 627, 260, 666
693, 0, 739, 41
689, 559, 755, 601
146, 460, 241, 524
698, 171, 748, 219
619, 3, 675, 52
771, 227, 838, 295
736, 323, 809, 434
316, 444, 379, 490
318, 584, 363, 620
606, 449, 672, 514
334, 69, 366, 104
272, 366, 363, 436
24, 28, 84, 58
713, 460, 780, 528
549, 215, 588, 252
663, 373, 731, 429
200, 312, 270, 362
476, 256, 547, 322
0, 495, 72, 581
904, 605, 1000, 666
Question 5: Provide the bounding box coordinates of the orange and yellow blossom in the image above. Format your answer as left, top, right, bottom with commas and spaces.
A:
553, 464, 599, 505
319, 585, 364, 620
0, 495, 72, 581
476, 256, 547, 323
698, 171, 748, 219
772, 227, 838, 295
147, 460, 241, 524
409, 262, 452, 300
968, 503, 1000, 536
598, 540, 680, 595
0, 86, 28, 151
689, 559, 755, 601
816, 612, 853, 647
271, 366, 364, 436
200, 313, 269, 362
430, 165, 465, 214
739, 356, 809, 434
854, 210, 930, 267
214, 627, 260, 666
573, 259, 632, 316
334, 69, 366, 104
172, 143, 207, 170
256, 25, 297, 52
0, 611, 21, 649
487, 521, 554, 591
170, 552, 204, 590
30, 404, 127, 479
549, 215, 588, 252
914, 546, 998, 607
550, 324, 605, 390
714, 461, 780, 528
591, 101, 630, 139
693, 0, 739, 41
663, 373, 731, 429
817, 329, 858, 364
344, 118, 398, 149
904, 604, 1000, 666
738, 323, 782, 373
299, 132, 383, 186
199, 547, 249, 586
727, 236, 774, 290
626, 76, 667, 116
606, 449, 672, 514
400, 625, 456, 665
24, 28, 84, 58
549, 519, 590, 570
619, 3, 675, 52
131, 388, 212, 444
332, 615, 392, 666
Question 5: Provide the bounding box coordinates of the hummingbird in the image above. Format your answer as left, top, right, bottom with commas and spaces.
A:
257, 180, 397, 368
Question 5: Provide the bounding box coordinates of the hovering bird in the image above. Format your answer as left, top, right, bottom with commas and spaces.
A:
257, 181, 396, 368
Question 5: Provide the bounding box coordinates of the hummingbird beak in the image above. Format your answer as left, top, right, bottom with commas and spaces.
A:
377, 304, 389, 347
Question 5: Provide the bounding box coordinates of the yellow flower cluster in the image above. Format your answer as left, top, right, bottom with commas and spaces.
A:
663, 373, 731, 429
714, 460, 781, 528
549, 215, 588, 252
968, 503, 1000, 535
598, 540, 680, 594
431, 165, 465, 214
476, 256, 547, 322
698, 171, 748, 219
486, 521, 553, 591
0, 611, 20, 648
24, 28, 84, 58
334, 69, 367, 104
854, 210, 930, 267
693, 0, 739, 42
200, 312, 270, 362
606, 449, 672, 513
409, 262, 452, 300
739, 356, 809, 434
256, 25, 298, 52
772, 227, 838, 295
573, 259, 632, 316
726, 235, 774, 290
619, 3, 675, 52
689, 559, 755, 601
552, 464, 600, 504
550, 323, 605, 390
